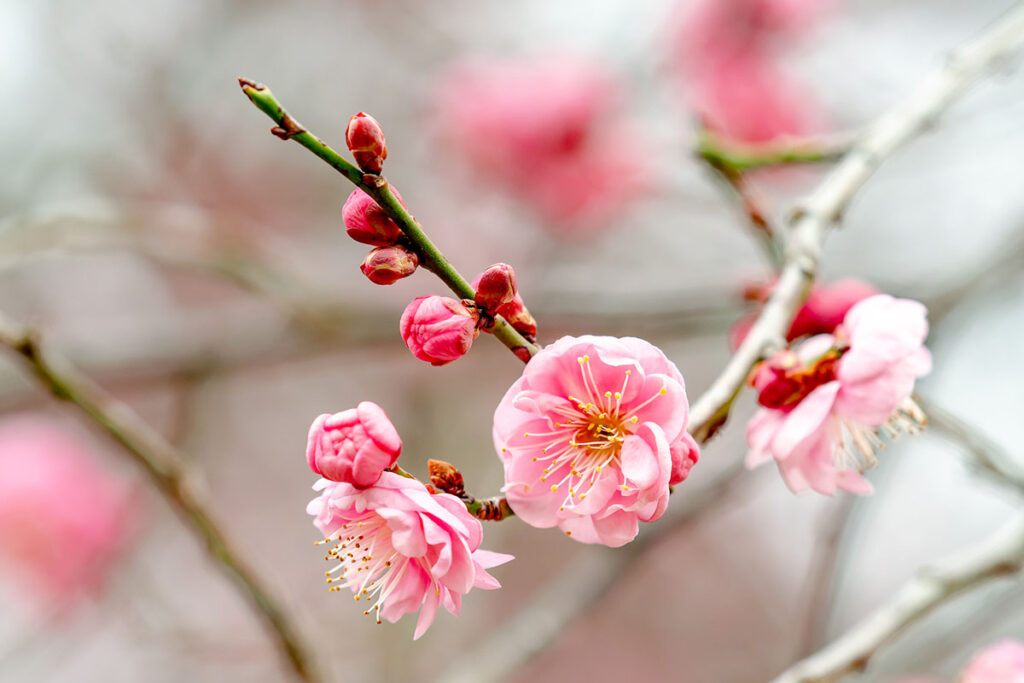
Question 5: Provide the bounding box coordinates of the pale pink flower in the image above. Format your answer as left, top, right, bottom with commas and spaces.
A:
493, 335, 698, 547
432, 56, 647, 232
746, 295, 932, 495
308, 471, 513, 639
306, 402, 402, 488
961, 640, 1024, 683
0, 418, 139, 611
730, 278, 879, 349
400, 295, 479, 366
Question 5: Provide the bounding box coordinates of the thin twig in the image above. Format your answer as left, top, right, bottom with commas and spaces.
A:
798, 497, 858, 656
696, 129, 855, 173
686, 2, 1024, 443
771, 511, 1024, 683
0, 312, 319, 683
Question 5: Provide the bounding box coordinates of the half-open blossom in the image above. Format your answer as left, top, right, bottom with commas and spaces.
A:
306, 402, 402, 488
400, 295, 478, 366
746, 295, 932, 495
961, 640, 1024, 683
342, 187, 405, 246
308, 471, 513, 639
0, 417, 139, 612
493, 335, 698, 547
360, 245, 418, 285
730, 278, 879, 350
346, 112, 387, 174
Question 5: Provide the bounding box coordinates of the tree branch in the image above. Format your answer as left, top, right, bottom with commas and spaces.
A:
0, 312, 320, 683
771, 511, 1024, 683
686, 1, 1024, 443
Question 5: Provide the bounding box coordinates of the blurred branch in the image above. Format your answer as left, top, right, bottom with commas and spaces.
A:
0, 312, 320, 683
772, 511, 1024, 683
437, 461, 749, 683
686, 1, 1024, 443
918, 395, 1024, 493
697, 129, 855, 173
798, 496, 858, 657
700, 159, 784, 267
237, 78, 539, 361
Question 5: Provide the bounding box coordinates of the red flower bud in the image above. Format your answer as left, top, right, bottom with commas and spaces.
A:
360, 245, 418, 285
473, 263, 518, 312
346, 112, 387, 174
342, 188, 406, 246
400, 296, 478, 366
496, 294, 537, 342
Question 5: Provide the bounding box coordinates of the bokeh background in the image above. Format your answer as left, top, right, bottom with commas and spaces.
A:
1, 0, 1023, 681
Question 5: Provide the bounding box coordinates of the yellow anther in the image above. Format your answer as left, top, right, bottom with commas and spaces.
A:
550, 485, 559, 492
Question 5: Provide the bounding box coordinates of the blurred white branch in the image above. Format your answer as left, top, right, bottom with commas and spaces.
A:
772, 511, 1024, 683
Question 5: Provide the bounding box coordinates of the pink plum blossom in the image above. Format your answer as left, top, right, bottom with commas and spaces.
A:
342, 187, 405, 247
0, 417, 139, 612
730, 278, 879, 350
746, 295, 932, 495
961, 640, 1024, 683
400, 295, 479, 366
432, 56, 647, 233
493, 335, 699, 547
306, 402, 402, 488
308, 471, 512, 639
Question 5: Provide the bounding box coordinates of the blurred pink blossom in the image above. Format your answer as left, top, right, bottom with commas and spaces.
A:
961, 640, 1024, 683
433, 56, 647, 233
0, 418, 139, 612
400, 295, 479, 366
306, 402, 402, 488
746, 295, 931, 495
307, 471, 512, 639
493, 335, 698, 547
730, 278, 879, 349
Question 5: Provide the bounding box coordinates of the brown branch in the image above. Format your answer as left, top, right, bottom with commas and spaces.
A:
0, 312, 320, 683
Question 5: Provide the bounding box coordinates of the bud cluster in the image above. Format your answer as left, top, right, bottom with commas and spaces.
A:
472, 264, 537, 343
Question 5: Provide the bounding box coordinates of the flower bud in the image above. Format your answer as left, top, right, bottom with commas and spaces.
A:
427, 459, 466, 498
346, 112, 387, 174
473, 263, 518, 312
496, 294, 537, 342
342, 188, 405, 246
306, 402, 402, 488
360, 245, 418, 285
400, 296, 478, 366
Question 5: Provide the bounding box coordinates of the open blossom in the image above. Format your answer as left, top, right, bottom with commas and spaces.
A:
961, 640, 1024, 683
746, 295, 932, 495
306, 402, 402, 488
433, 56, 647, 232
0, 417, 139, 611
400, 295, 479, 365
493, 335, 699, 547
730, 278, 879, 349
308, 472, 512, 639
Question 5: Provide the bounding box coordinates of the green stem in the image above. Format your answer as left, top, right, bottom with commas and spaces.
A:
238, 78, 538, 361
697, 128, 850, 173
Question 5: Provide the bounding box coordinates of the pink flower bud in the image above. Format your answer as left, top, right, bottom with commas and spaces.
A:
346, 112, 387, 174
473, 263, 518, 312
342, 188, 405, 246
306, 402, 402, 488
496, 294, 537, 341
360, 245, 418, 285
400, 295, 478, 366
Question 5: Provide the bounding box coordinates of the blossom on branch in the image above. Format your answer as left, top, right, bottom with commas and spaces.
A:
343, 187, 406, 247
400, 295, 479, 366
746, 295, 932, 495
493, 335, 699, 547
960, 639, 1024, 683
306, 402, 402, 488
308, 471, 512, 639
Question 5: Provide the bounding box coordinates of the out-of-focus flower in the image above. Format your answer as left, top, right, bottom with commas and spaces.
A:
343, 188, 405, 246
360, 245, 418, 285
346, 112, 388, 174
433, 56, 648, 233
670, 0, 830, 143
493, 335, 698, 547
730, 278, 879, 350
746, 295, 931, 495
960, 640, 1024, 683
0, 418, 139, 611
400, 295, 478, 366
308, 471, 512, 639
306, 403, 402, 488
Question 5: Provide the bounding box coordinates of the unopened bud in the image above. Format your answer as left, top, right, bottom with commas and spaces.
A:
400, 295, 478, 366
346, 112, 387, 174
360, 245, 418, 285
496, 294, 537, 342
343, 188, 405, 246
427, 459, 466, 498
473, 263, 518, 312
